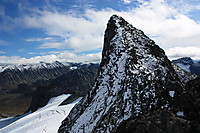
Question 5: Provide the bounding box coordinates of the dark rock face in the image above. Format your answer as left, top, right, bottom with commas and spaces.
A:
58, 15, 199, 133
115, 77, 200, 133
27, 63, 99, 112
51, 64, 99, 95
184, 77, 200, 122
172, 57, 200, 75
115, 111, 194, 133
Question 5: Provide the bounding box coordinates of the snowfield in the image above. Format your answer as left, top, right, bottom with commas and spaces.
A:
176, 63, 190, 72
0, 94, 81, 133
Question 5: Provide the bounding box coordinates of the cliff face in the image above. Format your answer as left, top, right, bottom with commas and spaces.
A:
58, 15, 200, 133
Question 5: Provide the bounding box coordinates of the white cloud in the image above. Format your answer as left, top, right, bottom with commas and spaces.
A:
0, 4, 22, 32
22, 0, 200, 51
24, 37, 54, 42
122, 0, 134, 4
27, 52, 36, 55
166, 46, 200, 60
121, 0, 145, 4
2, 0, 200, 63
0, 51, 101, 64
0, 40, 7, 45
0, 51, 6, 54
17, 49, 25, 52
23, 9, 110, 52
119, 0, 200, 46
37, 42, 64, 49
166, 0, 200, 14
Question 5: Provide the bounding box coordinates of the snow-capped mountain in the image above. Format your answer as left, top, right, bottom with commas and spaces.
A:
59, 15, 200, 133
0, 61, 71, 90
172, 57, 200, 75
0, 61, 65, 72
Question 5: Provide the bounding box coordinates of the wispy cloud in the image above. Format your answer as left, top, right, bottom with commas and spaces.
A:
0, 51, 101, 64
166, 46, 200, 60
122, 0, 134, 4
0, 4, 22, 32
0, 40, 7, 45
27, 52, 36, 55
166, 0, 200, 14
0, 51, 6, 54
23, 9, 108, 52
1, 0, 200, 62
24, 37, 55, 42
22, 0, 200, 51
17, 49, 25, 52
37, 42, 64, 49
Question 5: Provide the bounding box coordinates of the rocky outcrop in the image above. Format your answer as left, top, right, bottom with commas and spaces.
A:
115, 110, 199, 133
58, 15, 200, 133
115, 77, 200, 133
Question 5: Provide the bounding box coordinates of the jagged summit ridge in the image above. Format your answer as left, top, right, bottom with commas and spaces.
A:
58, 15, 183, 133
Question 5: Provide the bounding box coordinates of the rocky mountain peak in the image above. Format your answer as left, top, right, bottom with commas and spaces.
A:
172, 57, 194, 66
58, 15, 198, 133
172, 57, 200, 75
101, 14, 166, 67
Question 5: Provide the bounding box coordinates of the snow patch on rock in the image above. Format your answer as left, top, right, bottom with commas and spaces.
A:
176, 111, 184, 117
176, 63, 190, 72
169, 91, 175, 97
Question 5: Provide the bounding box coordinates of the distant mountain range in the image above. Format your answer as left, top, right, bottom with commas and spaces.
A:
0, 61, 71, 91
0, 61, 98, 117
0, 57, 199, 118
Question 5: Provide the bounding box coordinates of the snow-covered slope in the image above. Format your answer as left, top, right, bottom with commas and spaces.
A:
0, 94, 81, 133
172, 64, 197, 84
176, 63, 190, 72
172, 57, 194, 72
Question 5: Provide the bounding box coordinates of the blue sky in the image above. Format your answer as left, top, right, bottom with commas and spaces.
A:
0, 0, 200, 64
